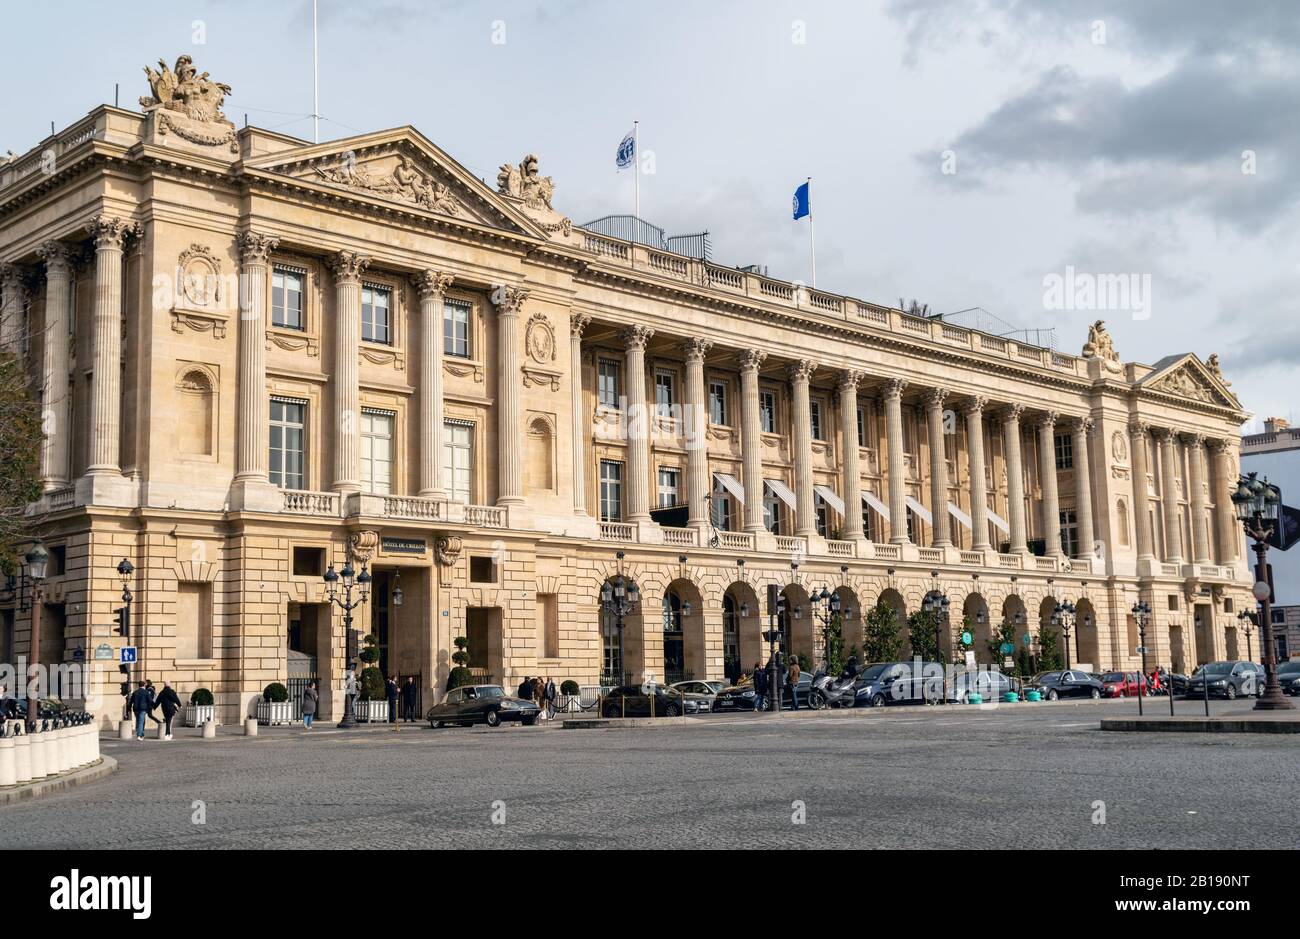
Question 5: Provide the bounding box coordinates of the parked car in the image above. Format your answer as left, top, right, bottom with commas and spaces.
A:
947, 669, 1020, 703
667, 681, 719, 711
1164, 671, 1190, 696
1100, 671, 1148, 698
853, 661, 944, 707
1278, 660, 1300, 696
426, 685, 539, 728
602, 684, 704, 717
1025, 670, 1104, 700
1185, 661, 1265, 700
711, 682, 760, 711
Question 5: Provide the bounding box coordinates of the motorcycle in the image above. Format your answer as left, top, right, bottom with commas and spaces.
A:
807, 671, 858, 709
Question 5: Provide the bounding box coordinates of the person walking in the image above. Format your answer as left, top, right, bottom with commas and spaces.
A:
386, 675, 399, 724
518, 676, 532, 699
788, 658, 802, 710
402, 676, 418, 722
129, 681, 152, 740
144, 680, 163, 729
544, 675, 557, 718
155, 681, 181, 740
531, 676, 545, 711
302, 681, 318, 729
752, 661, 768, 712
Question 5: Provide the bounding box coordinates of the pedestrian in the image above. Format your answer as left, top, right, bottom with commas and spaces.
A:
144, 680, 163, 728
544, 675, 557, 712
752, 661, 768, 712
386, 675, 399, 723
302, 681, 318, 729
154, 680, 181, 740
788, 658, 801, 710
129, 681, 152, 740
402, 676, 418, 722
531, 676, 545, 710
518, 675, 532, 699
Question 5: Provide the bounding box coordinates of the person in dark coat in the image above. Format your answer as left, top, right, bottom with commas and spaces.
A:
129, 681, 152, 740
751, 661, 768, 712
386, 675, 399, 723
401, 677, 418, 722
302, 681, 318, 729
518, 676, 532, 699
144, 680, 163, 728
154, 681, 182, 740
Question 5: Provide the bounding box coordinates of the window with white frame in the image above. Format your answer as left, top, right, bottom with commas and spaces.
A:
443, 298, 471, 358
657, 467, 680, 508
598, 359, 621, 409
442, 420, 473, 503
269, 398, 306, 490
857, 406, 867, 448
361, 285, 391, 345
654, 370, 676, 418
763, 488, 782, 534
760, 390, 777, 434
810, 399, 824, 440
1060, 509, 1079, 557
271, 267, 305, 330
1054, 432, 1074, 470
360, 410, 394, 494
711, 480, 734, 531
600, 460, 623, 521
861, 504, 874, 542
709, 380, 728, 425
815, 495, 829, 537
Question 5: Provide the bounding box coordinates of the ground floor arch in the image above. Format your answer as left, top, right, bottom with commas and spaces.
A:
1075, 598, 1101, 669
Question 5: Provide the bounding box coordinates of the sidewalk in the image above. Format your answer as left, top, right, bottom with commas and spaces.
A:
1100, 708, 1300, 734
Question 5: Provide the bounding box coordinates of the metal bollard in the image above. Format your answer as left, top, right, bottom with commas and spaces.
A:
244, 718, 258, 736
201, 719, 217, 739
0, 732, 14, 787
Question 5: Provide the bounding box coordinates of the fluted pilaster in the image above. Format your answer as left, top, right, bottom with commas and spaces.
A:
1036, 412, 1062, 557
739, 349, 767, 533
1158, 428, 1183, 563
329, 250, 369, 494
1002, 405, 1028, 554
926, 387, 951, 547
963, 397, 990, 550
683, 337, 712, 527
839, 371, 864, 540
1185, 433, 1211, 564
1071, 417, 1095, 560
37, 241, 72, 490
1129, 421, 1155, 561
494, 285, 529, 506
883, 378, 908, 544
86, 217, 133, 475
1209, 439, 1238, 564
0, 263, 25, 354
788, 359, 817, 537
235, 231, 279, 481
570, 313, 592, 515
414, 270, 454, 497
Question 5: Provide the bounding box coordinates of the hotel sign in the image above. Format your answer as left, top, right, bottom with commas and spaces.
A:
381, 537, 427, 556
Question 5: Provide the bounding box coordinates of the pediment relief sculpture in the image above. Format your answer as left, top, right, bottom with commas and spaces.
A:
313, 151, 463, 216
1150, 367, 1221, 405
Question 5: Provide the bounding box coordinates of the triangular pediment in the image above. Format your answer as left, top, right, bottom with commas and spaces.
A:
1137, 353, 1240, 409
243, 127, 553, 239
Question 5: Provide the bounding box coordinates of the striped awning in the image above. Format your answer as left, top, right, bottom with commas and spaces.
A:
987, 507, 1010, 534
861, 490, 890, 521
947, 502, 972, 530
814, 485, 845, 516
905, 495, 933, 525
765, 478, 797, 510
713, 472, 746, 505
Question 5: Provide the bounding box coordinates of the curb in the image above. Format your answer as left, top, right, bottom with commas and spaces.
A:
1100, 717, 1300, 734
0, 756, 118, 806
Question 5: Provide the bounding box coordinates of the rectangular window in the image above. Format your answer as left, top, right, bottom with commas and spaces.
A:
600, 461, 623, 521
657, 467, 680, 508
442, 421, 473, 503
443, 298, 471, 358
709, 381, 728, 425
810, 400, 824, 441
598, 359, 621, 408
654, 370, 676, 418
815, 496, 829, 537
856, 407, 866, 448
763, 489, 781, 535
292, 546, 325, 577
760, 391, 777, 434
469, 556, 498, 584
360, 411, 394, 494
361, 285, 391, 345
712, 481, 734, 531
269, 398, 306, 490
175, 582, 213, 660
1054, 432, 1074, 470
1059, 510, 1079, 557
271, 267, 305, 330
861, 504, 873, 542
537, 593, 559, 659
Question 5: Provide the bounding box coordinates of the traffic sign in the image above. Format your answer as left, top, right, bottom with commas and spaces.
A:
1136, 646, 1148, 654
119, 646, 137, 664
1000, 642, 1014, 655
961, 631, 972, 646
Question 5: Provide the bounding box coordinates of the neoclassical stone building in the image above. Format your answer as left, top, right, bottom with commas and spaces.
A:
0, 59, 1251, 722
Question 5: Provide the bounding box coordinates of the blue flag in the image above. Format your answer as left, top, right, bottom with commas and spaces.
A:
792, 181, 810, 220
617, 130, 636, 169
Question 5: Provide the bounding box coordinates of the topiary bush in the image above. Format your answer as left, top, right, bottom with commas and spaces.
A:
359, 666, 386, 701
190, 687, 214, 706
560, 679, 580, 696
446, 666, 474, 691
359, 633, 381, 665
262, 682, 289, 703
451, 635, 470, 668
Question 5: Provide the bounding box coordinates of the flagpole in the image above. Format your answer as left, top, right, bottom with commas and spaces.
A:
807, 177, 816, 289
312, 0, 320, 144
633, 121, 640, 221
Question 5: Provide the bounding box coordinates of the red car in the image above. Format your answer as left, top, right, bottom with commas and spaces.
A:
1100, 671, 1147, 697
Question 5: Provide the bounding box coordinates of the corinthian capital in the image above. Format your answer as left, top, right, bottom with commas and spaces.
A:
329, 250, 370, 284
1001, 403, 1025, 424
0, 262, 24, 293
236, 231, 280, 266
89, 215, 134, 251
413, 269, 454, 300
738, 349, 767, 373
881, 377, 907, 399
682, 336, 713, 363
491, 284, 529, 315
570, 312, 592, 339
1034, 410, 1059, 430
787, 359, 816, 383
925, 387, 950, 410
962, 395, 988, 416
1071, 416, 1094, 435
38, 241, 72, 276
838, 369, 864, 391
621, 324, 654, 351
1128, 419, 1149, 438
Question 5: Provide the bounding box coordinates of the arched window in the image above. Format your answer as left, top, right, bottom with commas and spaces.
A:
722, 594, 740, 680
1116, 498, 1131, 547
525, 415, 555, 492
176, 368, 215, 457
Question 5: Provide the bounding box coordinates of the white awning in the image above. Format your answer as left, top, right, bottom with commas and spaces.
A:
814, 485, 845, 516
713, 472, 745, 505
986, 507, 1010, 534
860, 490, 890, 521
905, 495, 933, 525
765, 478, 797, 510
947, 502, 972, 530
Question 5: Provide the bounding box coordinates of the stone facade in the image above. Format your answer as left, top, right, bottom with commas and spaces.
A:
0, 60, 1253, 725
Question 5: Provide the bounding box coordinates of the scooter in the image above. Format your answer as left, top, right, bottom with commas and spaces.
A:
807, 672, 858, 709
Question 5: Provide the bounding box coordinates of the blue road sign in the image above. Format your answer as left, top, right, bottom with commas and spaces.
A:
120, 646, 137, 664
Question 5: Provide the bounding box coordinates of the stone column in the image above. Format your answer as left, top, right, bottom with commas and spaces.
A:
414, 270, 454, 498
494, 286, 529, 506
570, 313, 593, 515
329, 251, 369, 495
1158, 428, 1183, 563
0, 262, 25, 354
1036, 412, 1062, 557
926, 387, 951, 547
1071, 417, 1095, 560
86, 217, 133, 476
234, 232, 279, 481
788, 359, 817, 537
1209, 439, 1238, 564
1185, 433, 1211, 564
683, 337, 712, 528
883, 378, 909, 543
1129, 421, 1156, 561
739, 349, 767, 533
838, 371, 864, 540
963, 397, 990, 550
37, 241, 72, 491
621, 324, 654, 521
1002, 405, 1028, 554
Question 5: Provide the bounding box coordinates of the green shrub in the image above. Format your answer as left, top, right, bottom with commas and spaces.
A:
262, 682, 289, 703
446, 666, 474, 691
358, 633, 380, 664
451, 635, 470, 668
189, 687, 213, 706
359, 666, 386, 701
560, 679, 580, 696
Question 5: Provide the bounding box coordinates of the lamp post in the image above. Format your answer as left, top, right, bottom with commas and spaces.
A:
599, 554, 640, 687
1053, 601, 1076, 670
323, 558, 372, 729
1237, 610, 1255, 663
1231, 472, 1292, 710
809, 586, 851, 672
923, 587, 950, 704
23, 543, 49, 732
1131, 600, 1151, 716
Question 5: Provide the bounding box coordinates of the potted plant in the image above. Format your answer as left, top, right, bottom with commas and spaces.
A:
256, 681, 296, 725
184, 687, 216, 727
558, 678, 581, 712
446, 636, 473, 692
353, 664, 389, 723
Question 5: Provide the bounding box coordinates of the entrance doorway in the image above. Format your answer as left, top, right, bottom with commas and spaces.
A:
465, 606, 503, 685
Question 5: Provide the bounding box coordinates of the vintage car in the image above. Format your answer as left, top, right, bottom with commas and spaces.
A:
426, 685, 540, 728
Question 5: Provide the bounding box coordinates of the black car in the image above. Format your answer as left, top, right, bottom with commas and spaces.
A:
1185, 661, 1265, 700
853, 661, 944, 707
711, 682, 760, 711
602, 684, 704, 718
1026, 670, 1104, 700
1278, 660, 1300, 696
427, 685, 540, 728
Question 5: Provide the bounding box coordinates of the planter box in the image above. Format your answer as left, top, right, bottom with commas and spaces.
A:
183, 705, 217, 727
256, 700, 298, 726
353, 699, 389, 723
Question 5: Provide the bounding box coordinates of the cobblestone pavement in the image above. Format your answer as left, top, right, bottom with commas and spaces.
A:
4, 697, 1294, 849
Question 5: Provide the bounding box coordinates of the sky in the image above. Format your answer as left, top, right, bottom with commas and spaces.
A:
3, 0, 1295, 428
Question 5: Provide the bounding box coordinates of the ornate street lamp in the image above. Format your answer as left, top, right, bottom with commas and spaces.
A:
600, 553, 640, 686
323, 557, 373, 728
1237, 609, 1255, 662
23, 542, 49, 731
922, 587, 950, 704
1131, 600, 1152, 716
809, 585, 849, 671
1053, 600, 1077, 670
1231, 472, 1291, 709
